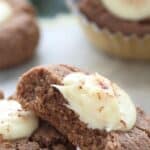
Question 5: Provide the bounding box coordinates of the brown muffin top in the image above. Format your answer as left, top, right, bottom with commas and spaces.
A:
79, 0, 150, 36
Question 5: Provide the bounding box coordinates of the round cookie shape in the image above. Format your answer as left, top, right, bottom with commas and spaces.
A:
0, 0, 39, 69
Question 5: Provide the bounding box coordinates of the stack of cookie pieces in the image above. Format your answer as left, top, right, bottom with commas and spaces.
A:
0, 64, 149, 150
0, 91, 75, 150
16, 64, 149, 150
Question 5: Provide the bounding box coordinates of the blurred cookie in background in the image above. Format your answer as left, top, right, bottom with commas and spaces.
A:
68, 0, 150, 60
0, 0, 39, 69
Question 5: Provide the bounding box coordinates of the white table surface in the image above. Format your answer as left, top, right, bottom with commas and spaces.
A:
0, 15, 150, 114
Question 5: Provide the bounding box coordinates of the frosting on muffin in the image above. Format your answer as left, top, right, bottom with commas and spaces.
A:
101, 0, 150, 21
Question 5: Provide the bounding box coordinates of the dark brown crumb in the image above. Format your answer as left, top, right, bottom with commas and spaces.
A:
17, 64, 150, 150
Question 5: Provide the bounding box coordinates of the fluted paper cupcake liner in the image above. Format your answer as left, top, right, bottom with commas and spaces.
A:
67, 0, 150, 60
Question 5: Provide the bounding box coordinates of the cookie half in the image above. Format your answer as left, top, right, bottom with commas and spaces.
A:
17, 64, 150, 150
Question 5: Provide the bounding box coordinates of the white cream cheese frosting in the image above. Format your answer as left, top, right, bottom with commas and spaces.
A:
53, 72, 136, 132
101, 0, 150, 21
0, 1, 12, 24
0, 100, 39, 140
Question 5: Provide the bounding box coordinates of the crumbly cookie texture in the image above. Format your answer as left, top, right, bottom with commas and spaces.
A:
0, 93, 75, 150
17, 64, 150, 150
0, 120, 75, 150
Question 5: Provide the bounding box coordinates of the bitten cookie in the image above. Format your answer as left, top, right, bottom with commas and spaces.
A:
0, 0, 39, 69
17, 64, 150, 150
0, 92, 75, 150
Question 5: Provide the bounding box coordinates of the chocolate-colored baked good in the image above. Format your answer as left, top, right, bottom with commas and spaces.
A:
17, 64, 150, 150
0, 92, 75, 150
69, 0, 150, 60
79, 0, 150, 36
1, 121, 75, 150
0, 0, 39, 69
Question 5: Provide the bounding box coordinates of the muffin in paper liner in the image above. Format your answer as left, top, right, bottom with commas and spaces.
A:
67, 0, 150, 60
79, 15, 150, 60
